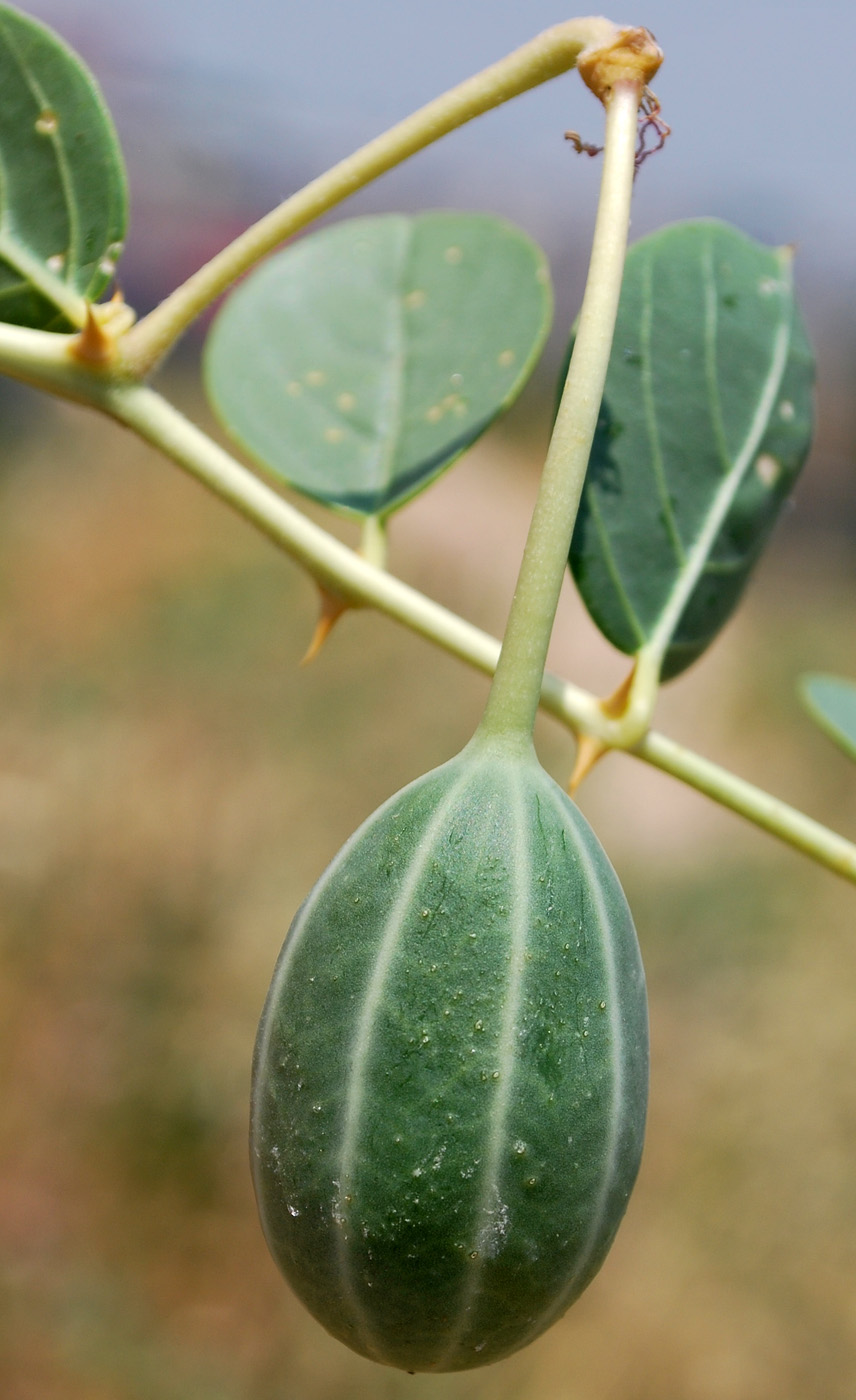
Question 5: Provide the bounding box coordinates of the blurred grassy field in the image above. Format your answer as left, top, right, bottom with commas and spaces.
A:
0, 371, 855, 1400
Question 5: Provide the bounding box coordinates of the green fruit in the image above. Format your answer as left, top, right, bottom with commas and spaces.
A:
250, 740, 648, 1372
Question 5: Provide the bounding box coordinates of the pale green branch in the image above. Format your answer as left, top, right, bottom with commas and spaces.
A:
0, 22, 849, 885
633, 731, 856, 883
479, 78, 640, 746
118, 18, 622, 377
91, 384, 856, 888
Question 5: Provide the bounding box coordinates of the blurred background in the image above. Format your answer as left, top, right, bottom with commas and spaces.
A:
1, 1, 855, 1397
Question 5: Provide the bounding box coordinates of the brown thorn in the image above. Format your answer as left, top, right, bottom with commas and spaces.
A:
300, 586, 350, 666
69, 298, 137, 365
601, 664, 637, 720
567, 663, 639, 795
70, 303, 115, 365
569, 733, 610, 795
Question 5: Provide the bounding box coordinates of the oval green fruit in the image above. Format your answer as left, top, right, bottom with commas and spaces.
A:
251, 741, 648, 1372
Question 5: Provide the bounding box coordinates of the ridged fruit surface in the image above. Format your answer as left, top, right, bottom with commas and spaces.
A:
250, 742, 648, 1372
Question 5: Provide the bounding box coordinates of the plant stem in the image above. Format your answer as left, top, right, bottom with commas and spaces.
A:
632, 731, 856, 883
119, 18, 622, 377
477, 80, 639, 749
41, 379, 856, 886
0, 344, 849, 881
360, 515, 388, 570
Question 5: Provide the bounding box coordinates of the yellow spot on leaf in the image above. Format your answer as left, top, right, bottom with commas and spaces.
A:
305, 370, 327, 387
336, 392, 356, 412
35, 110, 58, 135
498, 349, 515, 368
404, 290, 427, 310
425, 405, 443, 423
444, 246, 463, 265
779, 400, 795, 422
755, 453, 780, 487
286, 381, 303, 396
324, 426, 345, 444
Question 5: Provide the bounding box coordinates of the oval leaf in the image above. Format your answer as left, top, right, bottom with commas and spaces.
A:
204, 212, 552, 516
800, 674, 856, 763
568, 220, 814, 680
0, 2, 128, 330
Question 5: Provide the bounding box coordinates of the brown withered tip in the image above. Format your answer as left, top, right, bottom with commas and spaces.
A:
578, 26, 663, 104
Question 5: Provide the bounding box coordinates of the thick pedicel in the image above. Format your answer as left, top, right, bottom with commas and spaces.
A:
250, 743, 648, 1372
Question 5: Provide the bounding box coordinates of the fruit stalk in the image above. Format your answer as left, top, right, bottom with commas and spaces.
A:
479, 69, 648, 749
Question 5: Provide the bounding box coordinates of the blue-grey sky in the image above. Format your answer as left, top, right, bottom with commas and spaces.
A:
16, 0, 856, 329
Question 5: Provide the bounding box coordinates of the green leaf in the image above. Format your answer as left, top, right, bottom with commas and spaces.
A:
799, 674, 856, 763
204, 212, 552, 517
568, 220, 814, 680
0, 2, 128, 330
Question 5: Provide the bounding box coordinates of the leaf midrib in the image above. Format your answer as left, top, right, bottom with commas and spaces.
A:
646, 248, 793, 661
0, 7, 118, 327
